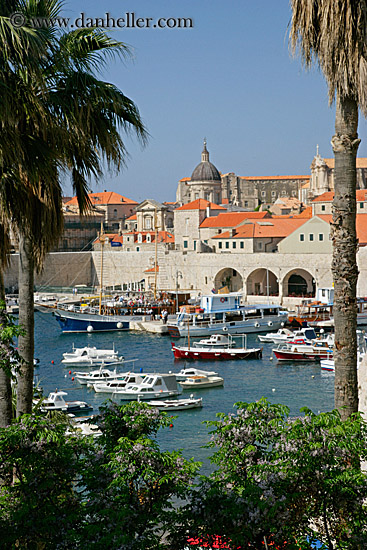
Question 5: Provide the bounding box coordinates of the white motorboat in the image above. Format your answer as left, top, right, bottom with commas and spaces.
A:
91, 373, 146, 393
180, 375, 224, 389
114, 374, 181, 401
74, 367, 128, 385
61, 344, 123, 367
146, 395, 203, 411
258, 327, 317, 344
174, 367, 219, 382
35, 390, 93, 413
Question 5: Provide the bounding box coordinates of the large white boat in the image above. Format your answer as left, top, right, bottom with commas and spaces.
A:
74, 367, 128, 385
113, 374, 181, 401
91, 373, 146, 393
167, 293, 288, 338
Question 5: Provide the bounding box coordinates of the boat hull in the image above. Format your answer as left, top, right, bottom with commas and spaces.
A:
171, 345, 262, 360
54, 310, 130, 333
145, 398, 203, 410
168, 316, 286, 338
273, 349, 332, 361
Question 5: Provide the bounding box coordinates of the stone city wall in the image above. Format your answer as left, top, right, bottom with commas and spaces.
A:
4, 246, 367, 301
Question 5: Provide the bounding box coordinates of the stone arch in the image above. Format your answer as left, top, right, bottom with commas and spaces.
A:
246, 268, 279, 296
283, 268, 315, 297
214, 267, 243, 292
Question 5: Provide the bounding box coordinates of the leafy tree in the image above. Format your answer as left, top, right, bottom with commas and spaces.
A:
181, 399, 367, 549
289, 1, 367, 419
0, 402, 200, 550
0, 1, 147, 420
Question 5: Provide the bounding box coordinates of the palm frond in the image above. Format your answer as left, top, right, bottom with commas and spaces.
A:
290, 0, 367, 113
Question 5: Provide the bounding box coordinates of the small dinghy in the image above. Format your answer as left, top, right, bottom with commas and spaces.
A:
174, 367, 219, 381
146, 395, 203, 411
180, 375, 224, 389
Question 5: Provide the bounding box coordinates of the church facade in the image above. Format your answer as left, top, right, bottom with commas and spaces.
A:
176, 141, 367, 209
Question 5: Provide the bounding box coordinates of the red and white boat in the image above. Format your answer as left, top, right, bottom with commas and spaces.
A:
171, 334, 262, 361
273, 341, 333, 362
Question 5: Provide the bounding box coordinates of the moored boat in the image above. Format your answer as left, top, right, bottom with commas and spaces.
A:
174, 367, 219, 381
273, 341, 333, 362
167, 293, 288, 338
74, 367, 128, 385
61, 344, 124, 367
90, 373, 146, 393
145, 395, 203, 411
171, 333, 262, 360
35, 390, 93, 413
113, 374, 181, 401
180, 375, 224, 389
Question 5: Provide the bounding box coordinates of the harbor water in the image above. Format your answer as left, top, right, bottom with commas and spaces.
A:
34, 311, 335, 471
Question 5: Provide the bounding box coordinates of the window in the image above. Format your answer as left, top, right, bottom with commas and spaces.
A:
261, 191, 266, 197
183, 240, 188, 249
300, 234, 305, 242
232, 242, 236, 249
225, 242, 229, 249
138, 233, 142, 243
240, 241, 244, 249
218, 229, 222, 234
321, 205, 326, 211
193, 240, 196, 251
281, 189, 287, 196
146, 234, 151, 243
292, 191, 297, 197
195, 193, 199, 200
309, 233, 314, 241
205, 277, 208, 284
319, 234, 324, 241
136, 247, 140, 252
258, 241, 263, 250
271, 191, 276, 197
360, 202, 364, 209
144, 216, 152, 230
218, 242, 222, 249
113, 208, 118, 218
244, 201, 248, 207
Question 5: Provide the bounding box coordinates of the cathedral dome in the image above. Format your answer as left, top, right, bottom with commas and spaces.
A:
190, 140, 221, 183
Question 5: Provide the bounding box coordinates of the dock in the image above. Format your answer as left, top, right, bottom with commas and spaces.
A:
129, 320, 169, 334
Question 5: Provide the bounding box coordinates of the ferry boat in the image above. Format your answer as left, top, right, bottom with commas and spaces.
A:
167, 293, 288, 338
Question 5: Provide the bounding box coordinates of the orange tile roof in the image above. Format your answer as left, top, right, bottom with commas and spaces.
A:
126, 213, 137, 221
324, 158, 367, 169
317, 214, 367, 244
144, 265, 159, 273
200, 211, 269, 228
240, 175, 310, 181
212, 218, 307, 239
65, 191, 138, 206
312, 190, 367, 202
294, 206, 313, 218
179, 177, 191, 182
175, 199, 226, 211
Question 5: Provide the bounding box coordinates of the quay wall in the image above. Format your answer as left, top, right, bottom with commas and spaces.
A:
4, 252, 94, 292
4, 247, 367, 301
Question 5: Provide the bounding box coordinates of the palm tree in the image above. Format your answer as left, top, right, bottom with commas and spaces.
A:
290, 1, 367, 419
0, 1, 147, 419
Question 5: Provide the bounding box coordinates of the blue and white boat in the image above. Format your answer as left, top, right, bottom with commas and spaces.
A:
53, 303, 144, 333
167, 293, 288, 338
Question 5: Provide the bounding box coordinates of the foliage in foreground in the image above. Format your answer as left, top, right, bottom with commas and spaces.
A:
1, 399, 367, 549
178, 399, 367, 550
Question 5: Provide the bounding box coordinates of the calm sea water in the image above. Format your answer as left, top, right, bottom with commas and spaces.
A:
34, 311, 335, 471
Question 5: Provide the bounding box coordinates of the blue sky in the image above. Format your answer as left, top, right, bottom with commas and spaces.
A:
63, 0, 367, 202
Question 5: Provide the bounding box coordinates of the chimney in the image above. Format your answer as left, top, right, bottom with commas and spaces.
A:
231, 229, 236, 237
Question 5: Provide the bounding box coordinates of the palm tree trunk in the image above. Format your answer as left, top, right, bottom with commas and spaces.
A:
0, 270, 12, 427
16, 234, 35, 417
331, 94, 360, 420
